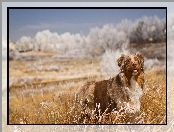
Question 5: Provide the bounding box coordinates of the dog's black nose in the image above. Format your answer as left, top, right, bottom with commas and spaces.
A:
132, 63, 137, 67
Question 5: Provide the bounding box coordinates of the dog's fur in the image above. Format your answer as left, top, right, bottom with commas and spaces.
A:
79, 52, 144, 114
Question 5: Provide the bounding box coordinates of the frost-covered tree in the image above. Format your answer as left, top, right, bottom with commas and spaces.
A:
130, 16, 166, 43
15, 36, 33, 52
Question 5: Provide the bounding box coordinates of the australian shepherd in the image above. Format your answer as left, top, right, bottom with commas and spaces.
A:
79, 52, 145, 115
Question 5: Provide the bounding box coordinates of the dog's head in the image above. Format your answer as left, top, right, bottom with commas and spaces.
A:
117, 52, 144, 76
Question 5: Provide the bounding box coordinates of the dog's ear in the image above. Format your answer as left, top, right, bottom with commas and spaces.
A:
136, 52, 144, 72
136, 52, 144, 64
117, 54, 125, 67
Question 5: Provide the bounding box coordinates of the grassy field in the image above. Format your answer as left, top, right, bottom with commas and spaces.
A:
9, 49, 166, 124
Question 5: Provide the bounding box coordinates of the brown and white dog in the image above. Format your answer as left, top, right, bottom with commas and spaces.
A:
79, 52, 144, 115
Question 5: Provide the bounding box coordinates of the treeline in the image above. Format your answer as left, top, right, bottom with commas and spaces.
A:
12, 16, 166, 57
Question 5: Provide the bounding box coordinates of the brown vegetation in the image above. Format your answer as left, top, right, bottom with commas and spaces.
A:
9, 56, 166, 124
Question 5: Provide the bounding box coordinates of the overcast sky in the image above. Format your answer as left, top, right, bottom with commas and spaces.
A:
9, 8, 166, 42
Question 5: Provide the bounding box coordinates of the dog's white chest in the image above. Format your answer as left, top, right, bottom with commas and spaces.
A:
130, 77, 141, 91
128, 77, 143, 111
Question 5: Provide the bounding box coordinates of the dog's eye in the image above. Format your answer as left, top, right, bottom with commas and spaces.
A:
134, 57, 138, 61
125, 60, 130, 64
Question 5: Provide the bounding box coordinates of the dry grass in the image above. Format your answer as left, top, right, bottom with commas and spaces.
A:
9, 56, 166, 124
9, 57, 101, 89
141, 68, 166, 124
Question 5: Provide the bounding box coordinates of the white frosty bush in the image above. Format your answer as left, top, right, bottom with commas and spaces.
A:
144, 58, 162, 70
15, 36, 33, 52
100, 49, 130, 76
